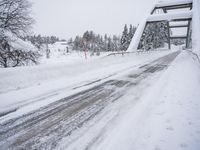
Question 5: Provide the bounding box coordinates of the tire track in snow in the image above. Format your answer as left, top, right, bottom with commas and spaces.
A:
0, 51, 180, 150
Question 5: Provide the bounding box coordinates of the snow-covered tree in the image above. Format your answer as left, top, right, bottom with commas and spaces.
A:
0, 0, 34, 37
0, 0, 40, 68
70, 30, 123, 53
120, 24, 129, 51
113, 35, 121, 52
0, 33, 40, 68
138, 22, 168, 50
73, 36, 81, 50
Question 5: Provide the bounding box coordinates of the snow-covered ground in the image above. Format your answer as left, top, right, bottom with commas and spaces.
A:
0, 48, 200, 150
57, 50, 200, 150
1, 0, 200, 149
0, 49, 173, 117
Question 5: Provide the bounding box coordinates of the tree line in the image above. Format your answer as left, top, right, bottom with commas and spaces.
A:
25, 35, 60, 49
68, 25, 137, 53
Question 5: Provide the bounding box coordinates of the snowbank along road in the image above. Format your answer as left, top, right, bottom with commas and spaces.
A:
0, 51, 180, 150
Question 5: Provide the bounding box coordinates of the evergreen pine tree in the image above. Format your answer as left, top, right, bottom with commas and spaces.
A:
138, 22, 168, 50
128, 25, 133, 42
120, 24, 129, 51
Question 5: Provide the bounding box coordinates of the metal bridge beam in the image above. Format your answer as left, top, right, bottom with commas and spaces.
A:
130, 0, 193, 51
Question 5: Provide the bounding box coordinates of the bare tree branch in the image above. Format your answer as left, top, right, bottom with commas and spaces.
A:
0, 0, 39, 68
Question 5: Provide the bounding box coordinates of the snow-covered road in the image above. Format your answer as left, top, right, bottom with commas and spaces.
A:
0, 51, 180, 150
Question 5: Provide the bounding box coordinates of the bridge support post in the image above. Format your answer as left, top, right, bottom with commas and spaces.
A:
186, 20, 191, 48
167, 21, 171, 50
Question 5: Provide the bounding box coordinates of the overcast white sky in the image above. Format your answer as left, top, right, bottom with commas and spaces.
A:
30, 0, 158, 39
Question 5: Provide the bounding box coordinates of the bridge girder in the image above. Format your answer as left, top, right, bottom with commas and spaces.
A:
138, 0, 193, 50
